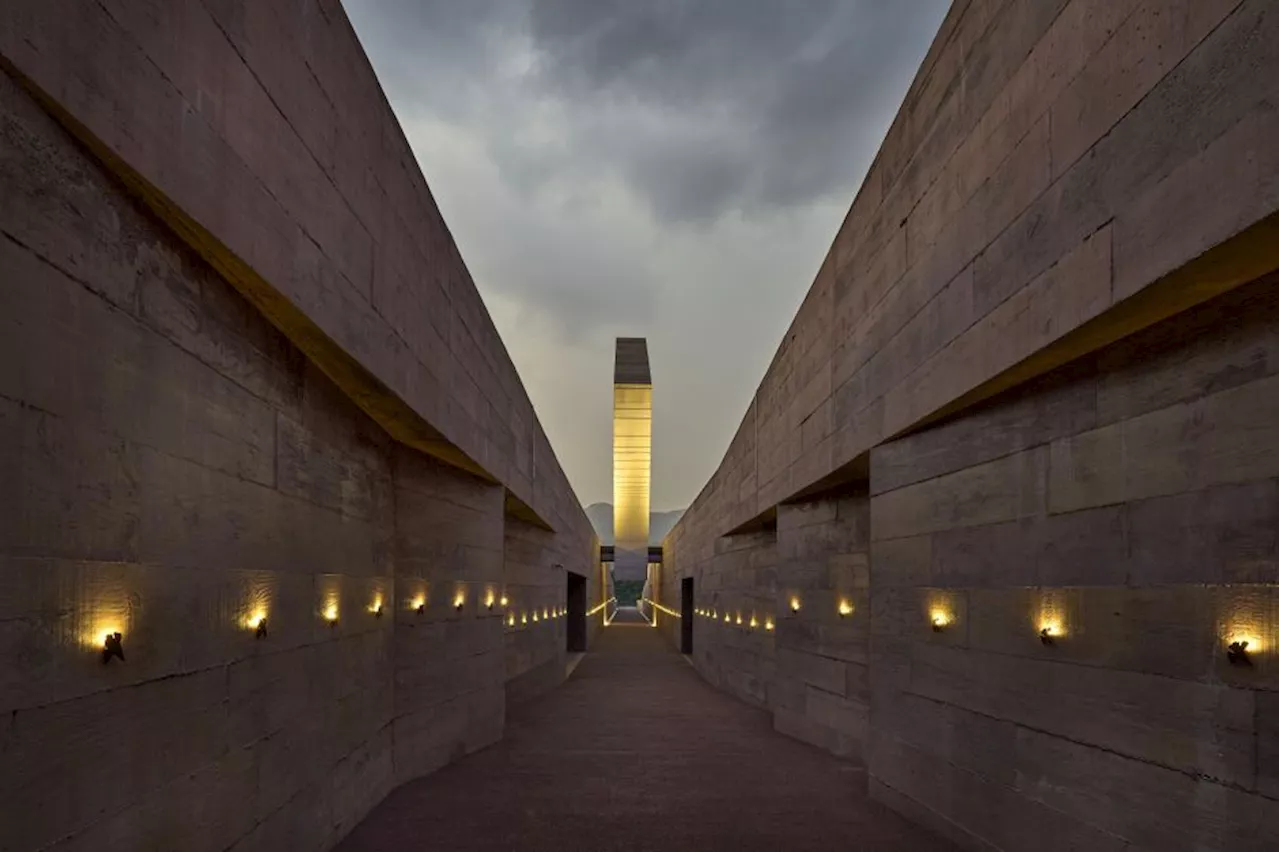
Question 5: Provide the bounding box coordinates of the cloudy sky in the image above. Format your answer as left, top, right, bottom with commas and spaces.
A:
342, 0, 949, 511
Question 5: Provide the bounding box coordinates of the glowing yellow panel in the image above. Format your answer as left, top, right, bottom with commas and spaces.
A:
613, 382, 651, 580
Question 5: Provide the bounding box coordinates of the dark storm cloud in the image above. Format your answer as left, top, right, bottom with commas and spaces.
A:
348, 0, 949, 224
523, 0, 949, 222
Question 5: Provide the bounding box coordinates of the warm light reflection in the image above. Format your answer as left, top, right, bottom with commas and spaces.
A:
613, 382, 652, 564
1228, 633, 1264, 652
641, 598, 681, 619
588, 597, 617, 617
410, 594, 426, 612
242, 609, 268, 632
368, 596, 384, 615
85, 621, 123, 650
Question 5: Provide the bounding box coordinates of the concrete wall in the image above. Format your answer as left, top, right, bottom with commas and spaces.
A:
867, 277, 1277, 851
662, 0, 1277, 849
0, 2, 602, 850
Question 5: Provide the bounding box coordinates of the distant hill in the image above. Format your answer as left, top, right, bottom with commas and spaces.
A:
585, 503, 685, 545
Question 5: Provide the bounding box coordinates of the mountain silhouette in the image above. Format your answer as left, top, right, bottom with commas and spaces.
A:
585, 503, 684, 545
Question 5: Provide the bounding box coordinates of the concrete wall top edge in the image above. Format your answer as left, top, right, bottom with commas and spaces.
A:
0, 0, 591, 539
669, 0, 1279, 548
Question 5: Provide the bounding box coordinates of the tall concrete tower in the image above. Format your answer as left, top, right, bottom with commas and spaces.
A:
612, 338, 651, 583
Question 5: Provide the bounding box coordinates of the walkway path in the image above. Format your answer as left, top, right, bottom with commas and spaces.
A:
336, 613, 951, 851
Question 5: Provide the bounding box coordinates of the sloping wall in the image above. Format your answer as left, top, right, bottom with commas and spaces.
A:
660, 1, 1277, 849
0, 2, 603, 850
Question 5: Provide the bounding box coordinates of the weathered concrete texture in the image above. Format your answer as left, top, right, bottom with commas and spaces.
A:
0, 19, 596, 852
335, 621, 954, 852
0, 66, 393, 852
866, 278, 1278, 852
660, 1, 1278, 849
667, 0, 1276, 543
686, 530, 778, 709
0, 0, 592, 539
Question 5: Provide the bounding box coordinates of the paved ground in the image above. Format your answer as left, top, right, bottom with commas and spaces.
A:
336, 611, 952, 851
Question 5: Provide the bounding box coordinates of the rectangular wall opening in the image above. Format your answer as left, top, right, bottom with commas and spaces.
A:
566, 571, 587, 653
681, 576, 694, 654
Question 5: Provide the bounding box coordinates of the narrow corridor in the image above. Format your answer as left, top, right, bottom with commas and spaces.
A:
335, 616, 951, 851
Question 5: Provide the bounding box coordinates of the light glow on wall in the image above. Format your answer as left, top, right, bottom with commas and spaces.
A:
613, 382, 652, 572
838, 600, 854, 617
241, 609, 268, 632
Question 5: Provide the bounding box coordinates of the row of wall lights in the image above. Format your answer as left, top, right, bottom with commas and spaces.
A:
692, 599, 1262, 666
692, 608, 774, 631
95, 589, 568, 664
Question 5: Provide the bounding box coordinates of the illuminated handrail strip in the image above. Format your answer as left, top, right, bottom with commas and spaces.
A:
587, 596, 617, 617
640, 598, 680, 618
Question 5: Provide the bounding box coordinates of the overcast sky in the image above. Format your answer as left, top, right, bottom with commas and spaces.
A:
342, 0, 949, 511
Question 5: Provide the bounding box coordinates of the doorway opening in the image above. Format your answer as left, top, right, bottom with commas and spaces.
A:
680, 576, 694, 654
566, 571, 587, 653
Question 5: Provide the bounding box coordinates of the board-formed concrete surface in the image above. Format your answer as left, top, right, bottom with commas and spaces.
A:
656, 1, 1278, 850
0, 3, 602, 850
335, 619, 953, 852
1, 0, 1276, 850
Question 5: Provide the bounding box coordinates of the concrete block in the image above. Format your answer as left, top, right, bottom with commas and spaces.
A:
871, 447, 1046, 540
0, 398, 140, 563
0, 669, 229, 852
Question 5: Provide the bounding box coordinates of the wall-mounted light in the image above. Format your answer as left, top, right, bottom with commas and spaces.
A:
533, 611, 540, 622
507, 613, 516, 627
370, 598, 384, 619
749, 615, 759, 629
1228, 640, 1253, 666
735, 613, 743, 626
1039, 623, 1060, 645
765, 618, 775, 631
412, 595, 426, 614
930, 610, 950, 632
543, 607, 550, 620
790, 597, 801, 614
521, 613, 528, 625
723, 613, 730, 623
838, 600, 854, 618
243, 610, 269, 638
324, 603, 340, 627
500, 594, 509, 608
454, 593, 465, 612
102, 632, 125, 664
485, 591, 496, 610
